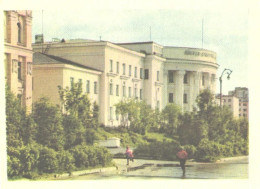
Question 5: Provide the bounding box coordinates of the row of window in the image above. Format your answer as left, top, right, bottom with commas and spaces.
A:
109, 60, 160, 81
70, 77, 98, 94
168, 93, 188, 104
109, 83, 143, 99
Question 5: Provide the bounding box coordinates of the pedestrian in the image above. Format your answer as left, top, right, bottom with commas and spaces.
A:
176, 147, 188, 176
125, 146, 134, 165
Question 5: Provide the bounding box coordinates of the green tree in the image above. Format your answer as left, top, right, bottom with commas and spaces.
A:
161, 103, 181, 136
33, 97, 64, 151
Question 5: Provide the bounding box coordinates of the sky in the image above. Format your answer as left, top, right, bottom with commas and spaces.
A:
31, 8, 249, 94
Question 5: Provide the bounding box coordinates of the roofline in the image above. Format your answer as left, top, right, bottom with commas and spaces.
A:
115, 41, 163, 48
33, 52, 103, 72
164, 46, 216, 54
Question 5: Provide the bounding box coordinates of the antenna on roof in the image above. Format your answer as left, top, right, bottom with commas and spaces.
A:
202, 18, 204, 49
42, 10, 44, 53
150, 26, 152, 41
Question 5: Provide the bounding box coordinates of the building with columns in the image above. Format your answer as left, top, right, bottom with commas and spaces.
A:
4, 10, 33, 113
32, 39, 218, 126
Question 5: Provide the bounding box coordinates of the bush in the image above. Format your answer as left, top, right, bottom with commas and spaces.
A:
57, 150, 75, 173
38, 146, 59, 173
183, 145, 197, 159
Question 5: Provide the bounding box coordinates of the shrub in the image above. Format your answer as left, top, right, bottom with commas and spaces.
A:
38, 146, 58, 173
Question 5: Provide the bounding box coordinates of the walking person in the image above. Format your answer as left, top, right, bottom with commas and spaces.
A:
125, 146, 134, 165
176, 147, 188, 176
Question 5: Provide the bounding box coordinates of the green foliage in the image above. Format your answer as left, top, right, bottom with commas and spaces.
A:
161, 104, 181, 136
62, 115, 86, 149
57, 150, 75, 173
38, 146, 59, 173
33, 97, 64, 151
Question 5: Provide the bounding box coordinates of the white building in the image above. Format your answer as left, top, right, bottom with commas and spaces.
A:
32, 39, 218, 127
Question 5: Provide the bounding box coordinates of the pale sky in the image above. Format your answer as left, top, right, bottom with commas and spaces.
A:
31, 8, 248, 94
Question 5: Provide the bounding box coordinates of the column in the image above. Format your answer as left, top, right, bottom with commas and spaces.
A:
163, 70, 168, 108
188, 72, 194, 111
175, 70, 185, 111
193, 71, 201, 108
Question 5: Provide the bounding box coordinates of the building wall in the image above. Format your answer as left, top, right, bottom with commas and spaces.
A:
4, 10, 33, 113
32, 64, 101, 111
222, 95, 239, 118
32, 40, 218, 126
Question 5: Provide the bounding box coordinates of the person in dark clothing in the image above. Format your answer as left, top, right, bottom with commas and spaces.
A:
125, 146, 134, 165
176, 147, 188, 176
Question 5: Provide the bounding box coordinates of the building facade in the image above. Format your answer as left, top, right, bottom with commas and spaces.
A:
4, 10, 33, 112
228, 87, 249, 118
222, 95, 240, 118
32, 39, 218, 126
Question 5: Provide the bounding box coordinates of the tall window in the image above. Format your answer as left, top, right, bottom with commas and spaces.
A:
128, 87, 132, 97
94, 81, 98, 94
18, 62, 22, 80
157, 71, 160, 81
129, 65, 132, 76
169, 93, 173, 103
116, 62, 119, 73
157, 100, 160, 109
4, 12, 7, 42
140, 89, 143, 100
110, 83, 113, 95
144, 69, 149, 80
134, 67, 137, 78
110, 107, 113, 120
110, 60, 113, 72
140, 68, 143, 79
70, 77, 74, 88
202, 75, 205, 86
17, 22, 22, 43
123, 64, 126, 75
134, 87, 137, 98
78, 79, 82, 86
116, 84, 119, 96
183, 93, 188, 103
123, 85, 126, 97
168, 71, 174, 83
184, 73, 188, 84
86, 80, 90, 93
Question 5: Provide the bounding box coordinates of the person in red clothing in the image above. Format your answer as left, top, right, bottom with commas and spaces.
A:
125, 146, 134, 165
176, 147, 188, 176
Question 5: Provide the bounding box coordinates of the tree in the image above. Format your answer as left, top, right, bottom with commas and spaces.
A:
161, 103, 181, 136
58, 82, 92, 126
33, 97, 64, 151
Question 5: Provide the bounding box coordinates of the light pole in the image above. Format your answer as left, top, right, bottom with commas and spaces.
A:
219, 68, 232, 107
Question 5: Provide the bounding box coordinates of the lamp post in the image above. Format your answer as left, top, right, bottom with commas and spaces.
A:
219, 68, 232, 107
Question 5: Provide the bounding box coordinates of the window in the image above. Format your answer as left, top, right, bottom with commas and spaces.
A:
116, 62, 119, 73
157, 101, 160, 109
78, 79, 82, 86
223, 99, 226, 102
202, 75, 205, 86
110, 107, 113, 120
4, 12, 7, 41
134, 87, 137, 98
128, 87, 132, 97
70, 77, 74, 88
140, 89, 143, 100
228, 99, 231, 102
94, 81, 98, 94
169, 93, 173, 103
110, 83, 113, 95
168, 71, 174, 83
17, 22, 22, 43
140, 68, 143, 79
243, 103, 247, 106
183, 93, 188, 104
243, 109, 247, 112
243, 114, 246, 117
116, 85, 119, 96
129, 65, 132, 76
184, 73, 188, 84
86, 80, 90, 93
123, 64, 126, 75
144, 69, 149, 79
123, 86, 126, 97
18, 62, 22, 80
157, 71, 159, 81
135, 67, 137, 78
110, 60, 113, 72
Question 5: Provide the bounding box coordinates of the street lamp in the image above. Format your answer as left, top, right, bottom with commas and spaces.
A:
219, 68, 232, 107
